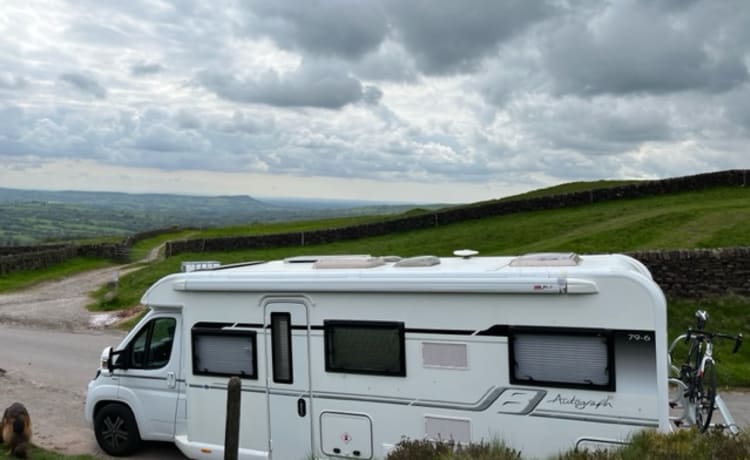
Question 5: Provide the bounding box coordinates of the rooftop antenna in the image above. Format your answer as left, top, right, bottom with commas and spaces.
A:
453, 249, 479, 259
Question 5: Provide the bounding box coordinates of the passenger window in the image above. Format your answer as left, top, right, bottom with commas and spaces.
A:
128, 317, 177, 370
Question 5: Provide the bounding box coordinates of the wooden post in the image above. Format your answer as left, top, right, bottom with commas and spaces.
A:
225, 376, 241, 460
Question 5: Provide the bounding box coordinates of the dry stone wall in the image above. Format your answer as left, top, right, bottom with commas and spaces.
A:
0, 243, 130, 276
0, 227, 194, 276
628, 248, 750, 298
165, 169, 748, 258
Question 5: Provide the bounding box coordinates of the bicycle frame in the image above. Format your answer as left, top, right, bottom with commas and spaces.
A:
668, 328, 742, 432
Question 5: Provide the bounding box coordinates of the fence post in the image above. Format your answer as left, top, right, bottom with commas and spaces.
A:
225, 376, 241, 460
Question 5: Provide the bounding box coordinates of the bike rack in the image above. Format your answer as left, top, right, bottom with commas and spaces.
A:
668, 334, 741, 435
714, 394, 741, 435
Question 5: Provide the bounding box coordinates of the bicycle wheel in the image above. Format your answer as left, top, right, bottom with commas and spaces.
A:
695, 360, 717, 432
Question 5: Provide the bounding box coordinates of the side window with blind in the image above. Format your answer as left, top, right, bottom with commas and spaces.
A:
509, 328, 614, 391
324, 320, 406, 377
192, 323, 258, 379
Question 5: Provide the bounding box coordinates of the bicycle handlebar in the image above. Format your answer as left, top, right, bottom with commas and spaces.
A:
684, 328, 743, 353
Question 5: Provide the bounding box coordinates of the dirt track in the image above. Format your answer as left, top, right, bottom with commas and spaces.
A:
0, 265, 135, 330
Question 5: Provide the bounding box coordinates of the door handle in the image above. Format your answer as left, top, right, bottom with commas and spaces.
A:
166, 371, 176, 388
297, 398, 306, 417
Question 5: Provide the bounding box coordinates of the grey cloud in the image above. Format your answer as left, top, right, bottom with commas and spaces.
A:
131, 61, 164, 76
362, 86, 383, 105
242, 0, 387, 59
543, 1, 749, 96
384, 0, 554, 75
197, 61, 368, 109
0, 73, 28, 90
131, 124, 209, 153
214, 111, 274, 134
513, 96, 673, 155
59, 73, 107, 99
351, 40, 419, 82
175, 109, 202, 130
724, 85, 750, 133
65, 21, 131, 47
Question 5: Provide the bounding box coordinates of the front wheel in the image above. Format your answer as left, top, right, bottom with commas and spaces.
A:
94, 403, 142, 456
695, 361, 717, 432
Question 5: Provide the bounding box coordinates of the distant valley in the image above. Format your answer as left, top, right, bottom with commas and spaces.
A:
0, 188, 442, 245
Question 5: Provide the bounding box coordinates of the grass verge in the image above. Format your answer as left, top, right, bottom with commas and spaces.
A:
0, 257, 115, 294
388, 430, 750, 459
0, 444, 97, 460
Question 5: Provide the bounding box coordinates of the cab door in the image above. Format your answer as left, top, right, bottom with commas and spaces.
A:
263, 299, 313, 459
113, 314, 182, 440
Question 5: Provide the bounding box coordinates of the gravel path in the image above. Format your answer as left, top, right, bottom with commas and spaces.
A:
0, 265, 138, 330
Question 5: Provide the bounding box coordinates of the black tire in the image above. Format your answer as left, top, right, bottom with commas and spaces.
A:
94, 403, 142, 456
695, 360, 717, 432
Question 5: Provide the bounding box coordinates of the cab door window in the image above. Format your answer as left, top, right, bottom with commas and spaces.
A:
128, 317, 176, 370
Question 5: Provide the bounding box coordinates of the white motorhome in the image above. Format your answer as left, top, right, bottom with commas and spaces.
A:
85, 252, 669, 459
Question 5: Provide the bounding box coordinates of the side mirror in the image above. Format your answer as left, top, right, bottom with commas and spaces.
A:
108, 347, 130, 371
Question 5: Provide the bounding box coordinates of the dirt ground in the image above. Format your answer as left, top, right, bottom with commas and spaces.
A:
0, 265, 138, 330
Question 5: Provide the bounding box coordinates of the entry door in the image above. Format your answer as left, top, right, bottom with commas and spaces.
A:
264, 300, 313, 460
115, 314, 182, 440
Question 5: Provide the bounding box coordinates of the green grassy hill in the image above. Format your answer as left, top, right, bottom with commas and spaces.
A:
97, 185, 750, 311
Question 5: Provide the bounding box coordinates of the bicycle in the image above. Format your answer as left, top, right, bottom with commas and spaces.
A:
668, 310, 742, 432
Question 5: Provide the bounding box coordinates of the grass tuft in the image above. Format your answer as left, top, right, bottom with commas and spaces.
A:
0, 444, 97, 460
388, 430, 750, 460
386, 439, 521, 460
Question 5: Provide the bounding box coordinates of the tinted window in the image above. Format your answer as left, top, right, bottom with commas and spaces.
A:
324, 321, 405, 377
128, 317, 176, 370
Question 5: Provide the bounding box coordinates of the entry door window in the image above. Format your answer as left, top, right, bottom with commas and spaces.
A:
128, 317, 177, 369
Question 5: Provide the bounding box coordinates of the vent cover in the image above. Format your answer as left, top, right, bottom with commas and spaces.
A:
509, 252, 581, 267
425, 416, 471, 443
394, 256, 441, 267
314, 256, 386, 269
422, 342, 468, 369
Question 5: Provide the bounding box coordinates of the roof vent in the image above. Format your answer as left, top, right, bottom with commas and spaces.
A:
313, 256, 386, 269
285, 255, 370, 264
509, 252, 581, 267
394, 255, 441, 267
453, 249, 479, 259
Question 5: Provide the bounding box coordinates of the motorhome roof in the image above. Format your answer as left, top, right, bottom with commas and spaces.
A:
138, 253, 657, 304
186, 253, 641, 276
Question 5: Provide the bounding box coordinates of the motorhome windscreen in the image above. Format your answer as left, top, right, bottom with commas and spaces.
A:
324, 320, 405, 377
192, 326, 258, 379
510, 329, 614, 391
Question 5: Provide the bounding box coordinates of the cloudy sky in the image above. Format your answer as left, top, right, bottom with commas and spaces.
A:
0, 0, 748, 203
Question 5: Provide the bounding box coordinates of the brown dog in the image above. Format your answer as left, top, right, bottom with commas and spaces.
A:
1, 402, 32, 458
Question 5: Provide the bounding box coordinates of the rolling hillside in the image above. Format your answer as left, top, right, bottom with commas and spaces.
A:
0, 188, 438, 245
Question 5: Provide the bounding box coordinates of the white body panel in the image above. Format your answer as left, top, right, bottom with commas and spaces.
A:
85, 254, 669, 459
